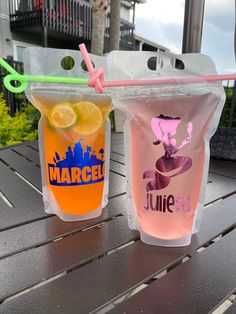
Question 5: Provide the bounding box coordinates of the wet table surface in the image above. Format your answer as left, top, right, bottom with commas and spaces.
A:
0, 133, 235, 314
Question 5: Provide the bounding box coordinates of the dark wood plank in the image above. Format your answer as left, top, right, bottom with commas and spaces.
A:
110, 152, 125, 164
111, 132, 124, 142
13, 144, 40, 165
224, 302, 236, 314
27, 142, 39, 151
0, 149, 42, 190
109, 171, 126, 197
0, 162, 42, 210
111, 144, 124, 155
109, 229, 236, 314
1, 195, 235, 313
0, 138, 235, 313
110, 160, 125, 176
0, 215, 138, 302
0, 198, 8, 211
189, 194, 236, 252
0, 195, 126, 259
0, 241, 188, 314
209, 159, 236, 179
0, 162, 46, 231
206, 173, 236, 204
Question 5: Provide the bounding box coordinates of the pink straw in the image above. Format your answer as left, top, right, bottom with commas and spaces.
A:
79, 44, 104, 93
79, 44, 236, 94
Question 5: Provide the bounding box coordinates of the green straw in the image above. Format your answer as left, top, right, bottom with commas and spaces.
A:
0, 57, 88, 94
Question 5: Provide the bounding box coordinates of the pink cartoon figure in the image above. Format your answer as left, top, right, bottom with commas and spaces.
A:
143, 114, 193, 192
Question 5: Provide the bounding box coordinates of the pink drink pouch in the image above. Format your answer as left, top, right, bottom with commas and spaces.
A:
107, 51, 225, 246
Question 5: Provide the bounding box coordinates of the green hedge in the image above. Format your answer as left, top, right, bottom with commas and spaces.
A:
0, 85, 235, 148
219, 87, 236, 127
0, 94, 39, 147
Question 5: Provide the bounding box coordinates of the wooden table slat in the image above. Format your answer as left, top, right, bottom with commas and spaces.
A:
224, 301, 236, 314
13, 145, 40, 165
0, 134, 235, 314
0, 149, 42, 190
0, 162, 42, 210
110, 160, 126, 176
0, 162, 47, 231
0, 241, 187, 314
0, 195, 126, 259
27, 142, 39, 151
110, 152, 125, 164
0, 194, 235, 313
205, 172, 236, 204
111, 144, 124, 155
109, 229, 236, 314
209, 159, 236, 179
0, 216, 138, 302
188, 194, 236, 253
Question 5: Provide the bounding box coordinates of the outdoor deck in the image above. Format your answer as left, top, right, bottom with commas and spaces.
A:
0, 133, 235, 313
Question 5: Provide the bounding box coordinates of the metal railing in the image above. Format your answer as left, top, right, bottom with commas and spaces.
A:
9, 0, 134, 48
0, 57, 24, 116
104, 18, 134, 52
10, 0, 92, 40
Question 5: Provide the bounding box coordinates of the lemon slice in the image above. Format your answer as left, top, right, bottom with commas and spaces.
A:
72, 101, 103, 135
49, 103, 76, 129
100, 102, 112, 119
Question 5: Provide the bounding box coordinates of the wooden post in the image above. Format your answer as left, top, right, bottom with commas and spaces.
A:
90, 0, 109, 55
42, 26, 48, 47
42, 0, 48, 47
6, 56, 15, 116
182, 0, 205, 53
109, 0, 121, 51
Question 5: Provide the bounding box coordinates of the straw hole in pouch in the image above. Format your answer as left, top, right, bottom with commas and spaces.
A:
175, 58, 185, 70
61, 56, 75, 70
81, 59, 95, 72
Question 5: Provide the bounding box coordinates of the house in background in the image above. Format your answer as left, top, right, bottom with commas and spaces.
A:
134, 34, 169, 52
0, 0, 169, 61
0, 0, 169, 131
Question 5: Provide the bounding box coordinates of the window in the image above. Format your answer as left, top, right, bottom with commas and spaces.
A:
15, 45, 25, 62
13, 41, 40, 62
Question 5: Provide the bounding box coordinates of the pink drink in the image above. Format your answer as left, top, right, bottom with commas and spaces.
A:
124, 93, 219, 245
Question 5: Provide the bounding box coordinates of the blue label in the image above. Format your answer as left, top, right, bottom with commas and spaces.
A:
48, 139, 105, 186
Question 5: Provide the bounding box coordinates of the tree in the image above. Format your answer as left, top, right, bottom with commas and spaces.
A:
109, 0, 121, 51
90, 0, 109, 55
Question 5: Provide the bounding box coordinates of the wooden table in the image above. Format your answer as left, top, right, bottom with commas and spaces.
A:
0, 133, 235, 314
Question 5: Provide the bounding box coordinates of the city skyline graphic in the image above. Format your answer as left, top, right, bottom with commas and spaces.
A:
51, 139, 104, 169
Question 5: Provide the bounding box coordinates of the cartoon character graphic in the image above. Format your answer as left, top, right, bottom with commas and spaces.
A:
143, 114, 193, 191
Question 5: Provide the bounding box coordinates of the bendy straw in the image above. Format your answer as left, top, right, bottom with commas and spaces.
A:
0, 57, 88, 93
1, 46, 236, 94
79, 43, 236, 94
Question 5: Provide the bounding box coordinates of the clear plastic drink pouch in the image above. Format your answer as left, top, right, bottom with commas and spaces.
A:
24, 48, 112, 221
107, 51, 225, 246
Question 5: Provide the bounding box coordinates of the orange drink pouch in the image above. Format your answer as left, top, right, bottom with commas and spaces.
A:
107, 51, 225, 246
24, 48, 112, 221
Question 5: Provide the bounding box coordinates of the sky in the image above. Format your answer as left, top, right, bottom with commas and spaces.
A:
135, 0, 235, 73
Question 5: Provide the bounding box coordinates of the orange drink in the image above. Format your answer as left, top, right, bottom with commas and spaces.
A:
31, 92, 112, 221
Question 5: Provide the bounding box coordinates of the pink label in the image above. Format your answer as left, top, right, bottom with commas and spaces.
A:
143, 114, 193, 215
